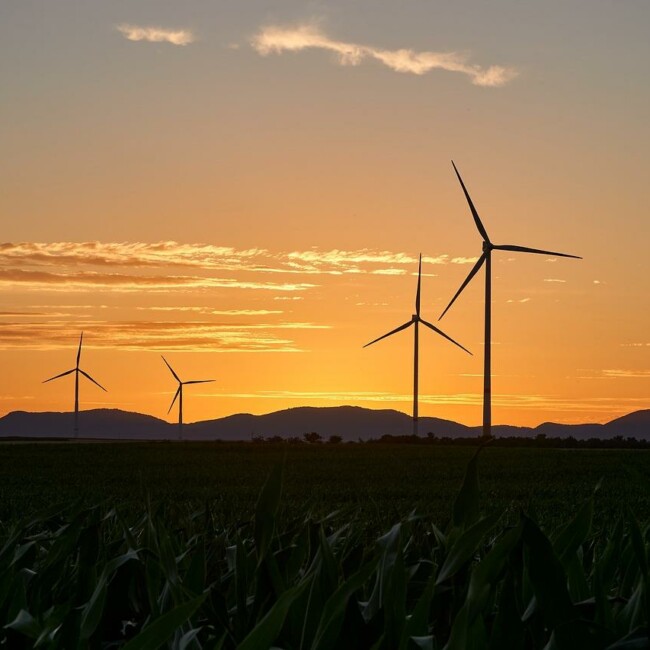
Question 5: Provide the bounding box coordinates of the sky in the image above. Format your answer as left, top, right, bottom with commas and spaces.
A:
1, 0, 648, 427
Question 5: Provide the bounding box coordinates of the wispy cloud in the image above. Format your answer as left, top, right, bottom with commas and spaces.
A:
0, 320, 329, 353
117, 24, 195, 46
603, 369, 650, 379
0, 269, 314, 293
543, 278, 566, 283
251, 24, 518, 87
0, 242, 477, 280
136, 307, 283, 316
574, 368, 650, 380
216, 389, 648, 415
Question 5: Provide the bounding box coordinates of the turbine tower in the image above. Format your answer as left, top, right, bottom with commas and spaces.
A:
162, 356, 214, 440
440, 161, 581, 438
364, 254, 471, 437
43, 332, 107, 438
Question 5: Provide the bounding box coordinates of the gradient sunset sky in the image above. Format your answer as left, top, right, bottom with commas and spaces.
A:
1, 1, 648, 427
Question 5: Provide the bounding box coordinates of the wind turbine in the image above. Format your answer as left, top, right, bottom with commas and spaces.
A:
162, 356, 214, 440
364, 254, 471, 437
43, 332, 107, 438
440, 161, 581, 438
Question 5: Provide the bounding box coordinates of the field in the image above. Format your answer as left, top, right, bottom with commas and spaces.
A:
1, 442, 649, 531
1, 442, 649, 648
0, 443, 650, 533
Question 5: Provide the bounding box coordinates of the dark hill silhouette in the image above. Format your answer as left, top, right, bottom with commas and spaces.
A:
0, 409, 169, 439
0, 406, 647, 441
604, 410, 650, 435
187, 406, 472, 440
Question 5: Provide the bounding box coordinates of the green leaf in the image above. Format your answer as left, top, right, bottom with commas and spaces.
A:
4, 609, 41, 640
605, 627, 650, 649
255, 464, 284, 564
399, 571, 436, 650
553, 496, 593, 565
122, 594, 207, 650
436, 514, 499, 585
80, 548, 140, 640
237, 577, 311, 650
312, 558, 379, 650
522, 515, 573, 629
452, 447, 484, 531
179, 626, 203, 650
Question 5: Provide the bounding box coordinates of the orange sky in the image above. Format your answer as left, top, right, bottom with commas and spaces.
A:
0, 1, 648, 426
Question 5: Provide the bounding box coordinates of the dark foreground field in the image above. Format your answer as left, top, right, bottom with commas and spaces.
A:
1, 442, 650, 648
1, 442, 649, 531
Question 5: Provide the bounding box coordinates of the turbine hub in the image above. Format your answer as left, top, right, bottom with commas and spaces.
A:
412, 314, 418, 322
482, 240, 492, 251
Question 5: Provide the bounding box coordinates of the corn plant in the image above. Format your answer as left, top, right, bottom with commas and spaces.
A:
1, 449, 648, 648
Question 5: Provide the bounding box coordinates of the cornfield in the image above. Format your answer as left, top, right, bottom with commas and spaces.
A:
1, 448, 648, 649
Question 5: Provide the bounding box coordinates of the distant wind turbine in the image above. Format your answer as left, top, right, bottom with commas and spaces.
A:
364, 254, 471, 437
439, 161, 581, 438
43, 332, 107, 438
162, 356, 214, 440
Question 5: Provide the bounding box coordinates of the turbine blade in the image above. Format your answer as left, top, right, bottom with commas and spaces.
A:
452, 161, 490, 242
42, 368, 75, 383
161, 355, 181, 382
439, 252, 486, 320
79, 369, 107, 392
420, 318, 472, 355
76, 332, 83, 368
363, 320, 413, 348
184, 379, 215, 385
168, 386, 181, 414
415, 253, 422, 317
494, 244, 581, 259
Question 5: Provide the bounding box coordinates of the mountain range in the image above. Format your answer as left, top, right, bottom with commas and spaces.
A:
0, 406, 648, 441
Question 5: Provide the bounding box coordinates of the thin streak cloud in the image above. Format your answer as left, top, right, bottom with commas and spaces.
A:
117, 24, 195, 46
0, 242, 477, 278
0, 321, 327, 352
0, 269, 314, 293
219, 390, 649, 415
251, 24, 518, 87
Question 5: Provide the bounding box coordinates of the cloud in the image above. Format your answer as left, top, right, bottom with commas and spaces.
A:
215, 389, 649, 416
543, 278, 566, 283
603, 369, 650, 379
0, 242, 478, 280
0, 320, 328, 353
117, 24, 195, 46
251, 24, 518, 87
574, 368, 650, 380
0, 269, 314, 293
371, 268, 407, 276
137, 307, 283, 316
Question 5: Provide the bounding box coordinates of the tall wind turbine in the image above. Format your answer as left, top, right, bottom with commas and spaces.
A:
43, 332, 107, 438
440, 161, 581, 438
364, 254, 471, 437
162, 356, 214, 440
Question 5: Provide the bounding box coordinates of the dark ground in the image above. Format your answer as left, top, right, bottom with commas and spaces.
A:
1, 442, 649, 533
